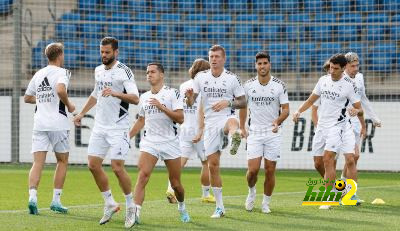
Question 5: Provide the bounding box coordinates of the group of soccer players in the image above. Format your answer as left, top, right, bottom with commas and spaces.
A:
24, 36, 380, 228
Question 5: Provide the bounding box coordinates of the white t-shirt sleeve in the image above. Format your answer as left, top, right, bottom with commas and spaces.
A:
312, 79, 322, 96
232, 76, 245, 97
25, 77, 36, 96
348, 82, 360, 104
171, 89, 183, 110
122, 69, 139, 96
193, 75, 200, 94
56, 69, 70, 88
279, 83, 289, 104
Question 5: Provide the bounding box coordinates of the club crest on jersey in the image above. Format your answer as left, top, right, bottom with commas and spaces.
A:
270, 88, 275, 95
204, 81, 209, 85
252, 89, 256, 93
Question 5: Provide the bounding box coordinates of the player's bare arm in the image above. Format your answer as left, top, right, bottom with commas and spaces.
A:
192, 101, 204, 143
129, 116, 145, 139
272, 103, 289, 133
311, 105, 319, 127
73, 96, 97, 126
56, 83, 75, 113
293, 93, 319, 122
353, 102, 367, 139
212, 95, 246, 112
239, 106, 248, 138
149, 98, 184, 124
24, 95, 36, 104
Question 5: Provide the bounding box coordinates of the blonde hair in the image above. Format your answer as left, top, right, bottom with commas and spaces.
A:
345, 52, 359, 63
45, 43, 64, 61
189, 58, 210, 79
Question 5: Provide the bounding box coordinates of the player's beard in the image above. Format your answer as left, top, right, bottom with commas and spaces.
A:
102, 55, 115, 66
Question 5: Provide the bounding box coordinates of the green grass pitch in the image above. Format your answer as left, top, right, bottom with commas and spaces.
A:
0, 164, 399, 230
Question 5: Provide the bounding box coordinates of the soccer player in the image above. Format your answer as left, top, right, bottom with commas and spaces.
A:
186, 45, 247, 218
292, 54, 365, 210
311, 60, 331, 178
239, 51, 289, 214
166, 58, 216, 204
342, 52, 381, 177
129, 63, 190, 225
24, 42, 75, 215
73, 37, 139, 228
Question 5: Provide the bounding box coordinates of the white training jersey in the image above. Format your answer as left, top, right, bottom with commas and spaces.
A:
244, 76, 289, 132
312, 74, 360, 130
193, 69, 245, 123
91, 61, 139, 131
180, 79, 202, 141
345, 72, 380, 128
139, 86, 183, 143
25, 65, 71, 131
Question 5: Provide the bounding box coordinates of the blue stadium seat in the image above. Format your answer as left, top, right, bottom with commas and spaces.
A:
392, 14, 400, 22
280, 0, 299, 13
330, 0, 351, 12
368, 43, 396, 72
390, 25, 400, 40
78, 0, 100, 12
63, 41, 84, 69
314, 13, 336, 22
164, 41, 185, 70
183, 24, 204, 40
366, 13, 389, 23
32, 40, 54, 69
134, 41, 161, 67
236, 43, 263, 71
317, 42, 342, 67
284, 25, 307, 41
134, 12, 157, 21
227, 0, 249, 12
366, 25, 387, 41
186, 13, 207, 21
303, 0, 324, 13
337, 25, 360, 41
297, 42, 317, 72
104, 0, 125, 12
288, 13, 310, 22
0, 0, 13, 14
109, 13, 131, 22
355, 0, 376, 12
258, 25, 281, 41
202, 0, 224, 13
60, 12, 80, 21
152, 0, 173, 12
384, 0, 400, 11
339, 13, 362, 23
310, 25, 334, 41
236, 14, 258, 21
207, 23, 230, 40
85, 12, 106, 21
56, 23, 78, 40
212, 14, 232, 21
81, 23, 104, 40
235, 14, 258, 40
176, 0, 197, 13
157, 14, 182, 39
83, 41, 101, 68
347, 42, 367, 56
268, 42, 291, 71
126, 0, 147, 11
130, 24, 154, 40
252, 0, 271, 12
186, 42, 210, 64
105, 24, 128, 40
264, 14, 285, 22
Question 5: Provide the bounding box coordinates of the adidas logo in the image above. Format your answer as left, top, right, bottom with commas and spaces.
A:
37, 77, 52, 92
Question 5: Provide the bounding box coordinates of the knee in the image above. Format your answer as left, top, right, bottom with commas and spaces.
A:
314, 159, 324, 170
247, 169, 258, 179
137, 171, 151, 185
56, 156, 68, 165
88, 161, 100, 172
345, 156, 356, 167
265, 168, 275, 179
208, 162, 219, 173
111, 165, 124, 175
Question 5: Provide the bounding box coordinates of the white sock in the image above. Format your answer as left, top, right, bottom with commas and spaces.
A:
262, 194, 271, 205
135, 204, 142, 217
29, 188, 37, 203
167, 181, 174, 193
212, 187, 224, 210
125, 193, 134, 208
249, 186, 256, 195
202, 185, 210, 197
178, 201, 186, 211
101, 190, 117, 206
52, 188, 62, 203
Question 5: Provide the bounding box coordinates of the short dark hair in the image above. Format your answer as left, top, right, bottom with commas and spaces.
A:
323, 60, 330, 72
329, 53, 347, 68
255, 51, 270, 62
147, 62, 164, 73
209, 45, 226, 57
45, 43, 64, 61
100, 37, 118, 50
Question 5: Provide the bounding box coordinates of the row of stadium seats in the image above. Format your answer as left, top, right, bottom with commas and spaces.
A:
32, 40, 399, 73
55, 21, 400, 42
77, 0, 400, 14
0, 0, 13, 14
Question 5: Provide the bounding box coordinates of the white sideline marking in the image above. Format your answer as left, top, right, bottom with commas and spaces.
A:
1, 184, 398, 214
